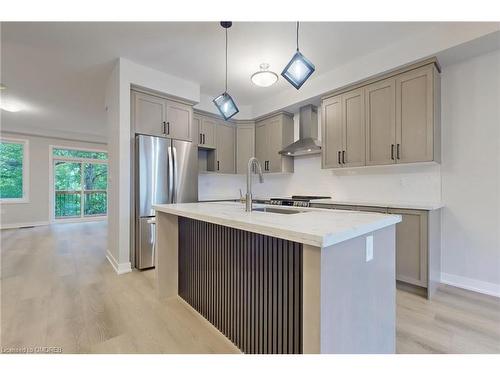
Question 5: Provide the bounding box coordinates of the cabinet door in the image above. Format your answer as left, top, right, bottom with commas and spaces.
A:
193, 115, 201, 146
343, 89, 365, 167
365, 78, 396, 165
396, 65, 434, 163
389, 209, 428, 287
267, 116, 283, 173
215, 121, 235, 173
236, 124, 255, 174
165, 100, 192, 141
200, 117, 217, 149
133, 92, 166, 136
322, 95, 343, 168
255, 120, 268, 170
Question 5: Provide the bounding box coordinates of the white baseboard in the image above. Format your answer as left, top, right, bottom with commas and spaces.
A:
106, 249, 132, 275
0, 221, 49, 230
441, 272, 500, 298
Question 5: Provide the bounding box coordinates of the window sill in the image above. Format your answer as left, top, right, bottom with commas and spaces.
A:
0, 198, 30, 204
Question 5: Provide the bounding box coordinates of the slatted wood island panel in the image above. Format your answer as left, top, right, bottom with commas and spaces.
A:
178, 217, 303, 354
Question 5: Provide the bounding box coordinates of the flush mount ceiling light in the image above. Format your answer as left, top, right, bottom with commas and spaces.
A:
251, 63, 278, 87
213, 21, 239, 121
281, 22, 315, 90
0, 101, 22, 112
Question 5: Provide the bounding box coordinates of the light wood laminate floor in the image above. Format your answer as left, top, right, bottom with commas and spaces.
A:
1, 222, 499, 354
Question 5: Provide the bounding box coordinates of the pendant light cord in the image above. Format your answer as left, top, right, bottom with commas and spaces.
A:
225, 27, 228, 93
296, 21, 299, 51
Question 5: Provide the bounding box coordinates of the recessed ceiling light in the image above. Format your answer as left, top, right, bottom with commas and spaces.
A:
251, 63, 278, 87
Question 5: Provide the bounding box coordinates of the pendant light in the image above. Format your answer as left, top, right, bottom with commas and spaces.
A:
281, 22, 315, 90
213, 21, 239, 120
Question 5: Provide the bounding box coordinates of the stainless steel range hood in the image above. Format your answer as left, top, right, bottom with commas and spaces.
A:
279, 104, 321, 157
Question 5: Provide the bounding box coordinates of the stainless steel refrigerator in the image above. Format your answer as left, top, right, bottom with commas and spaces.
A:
135, 134, 198, 269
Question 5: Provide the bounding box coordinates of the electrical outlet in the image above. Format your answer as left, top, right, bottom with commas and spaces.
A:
366, 235, 374, 262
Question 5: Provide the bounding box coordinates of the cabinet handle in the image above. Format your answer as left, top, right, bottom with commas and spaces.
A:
203, 134, 205, 144
342, 150, 346, 164
162, 121, 167, 135
217, 161, 220, 171
166, 122, 170, 135
338, 151, 341, 165
397, 144, 401, 159
265, 160, 269, 171
391, 144, 395, 160
199, 133, 202, 144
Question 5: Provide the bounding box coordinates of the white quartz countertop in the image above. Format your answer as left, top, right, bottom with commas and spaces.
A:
153, 202, 401, 248
311, 199, 444, 210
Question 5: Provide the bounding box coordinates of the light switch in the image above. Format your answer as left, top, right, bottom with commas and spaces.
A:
366, 235, 374, 262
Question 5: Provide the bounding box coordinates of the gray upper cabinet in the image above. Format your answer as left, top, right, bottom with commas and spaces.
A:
193, 114, 201, 146
165, 100, 192, 141
322, 61, 440, 169
322, 95, 343, 168
132, 90, 193, 141
133, 91, 167, 137
236, 122, 255, 174
322, 89, 365, 168
343, 88, 366, 167
255, 120, 269, 169
322, 88, 365, 168
365, 78, 396, 166
396, 65, 436, 163
199, 116, 217, 149
255, 113, 294, 174
214, 121, 235, 174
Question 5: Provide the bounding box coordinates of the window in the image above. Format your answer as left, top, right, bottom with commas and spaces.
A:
51, 147, 107, 220
0, 138, 29, 202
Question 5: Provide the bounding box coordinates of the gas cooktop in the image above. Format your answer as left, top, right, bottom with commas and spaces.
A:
268, 195, 331, 207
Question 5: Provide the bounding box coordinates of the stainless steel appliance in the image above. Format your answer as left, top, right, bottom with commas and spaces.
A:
268, 195, 331, 207
135, 134, 198, 269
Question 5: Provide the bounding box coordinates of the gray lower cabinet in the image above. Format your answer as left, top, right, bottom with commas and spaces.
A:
255, 112, 294, 173
132, 90, 192, 141
388, 209, 428, 287
310, 203, 441, 299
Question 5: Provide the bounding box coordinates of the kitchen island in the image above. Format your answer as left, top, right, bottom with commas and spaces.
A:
153, 202, 401, 354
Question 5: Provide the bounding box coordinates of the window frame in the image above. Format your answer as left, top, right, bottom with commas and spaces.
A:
49, 145, 108, 223
0, 137, 29, 204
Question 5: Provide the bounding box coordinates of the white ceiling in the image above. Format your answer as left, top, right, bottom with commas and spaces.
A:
0, 22, 494, 138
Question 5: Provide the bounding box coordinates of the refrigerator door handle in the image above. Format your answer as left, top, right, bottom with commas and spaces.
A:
172, 146, 178, 203
167, 146, 174, 204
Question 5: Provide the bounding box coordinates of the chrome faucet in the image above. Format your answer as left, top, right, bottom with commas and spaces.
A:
246, 157, 264, 212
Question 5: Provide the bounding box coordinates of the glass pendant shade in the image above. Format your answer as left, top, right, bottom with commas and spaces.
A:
281, 50, 315, 90
213, 92, 239, 120
251, 63, 278, 87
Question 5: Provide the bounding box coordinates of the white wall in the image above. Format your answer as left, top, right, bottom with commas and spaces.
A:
105, 58, 200, 273
0, 131, 106, 228
440, 49, 500, 294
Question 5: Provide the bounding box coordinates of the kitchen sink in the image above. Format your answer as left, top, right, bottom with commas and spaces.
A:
252, 207, 305, 215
